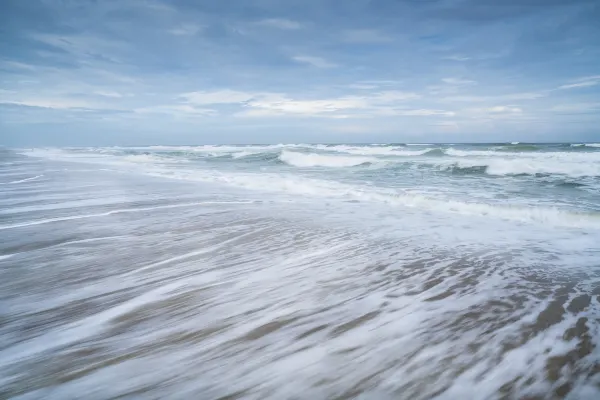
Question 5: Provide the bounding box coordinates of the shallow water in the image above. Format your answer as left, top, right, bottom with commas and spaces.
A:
1, 143, 600, 399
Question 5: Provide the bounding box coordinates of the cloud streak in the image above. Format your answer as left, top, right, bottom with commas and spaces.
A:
292, 55, 338, 68
1, 0, 599, 144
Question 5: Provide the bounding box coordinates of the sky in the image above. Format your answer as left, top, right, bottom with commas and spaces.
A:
1, 0, 599, 146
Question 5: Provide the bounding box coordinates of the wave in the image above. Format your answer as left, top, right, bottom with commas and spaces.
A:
445, 147, 600, 160
437, 159, 600, 178
422, 148, 446, 157
496, 144, 541, 152
0, 175, 44, 185
146, 169, 600, 229
16, 147, 600, 228
279, 151, 374, 168
317, 145, 435, 157
0, 201, 254, 230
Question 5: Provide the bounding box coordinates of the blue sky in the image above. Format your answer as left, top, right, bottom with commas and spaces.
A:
1, 0, 599, 145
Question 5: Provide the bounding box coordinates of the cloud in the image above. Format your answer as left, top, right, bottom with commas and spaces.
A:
465, 105, 525, 120
484, 106, 522, 113
0, 98, 100, 110
240, 96, 369, 117
167, 24, 203, 36
30, 33, 126, 64
347, 83, 379, 90
443, 92, 545, 102
341, 29, 391, 43
400, 109, 455, 116
442, 78, 477, 85
0, 61, 37, 71
2, 0, 599, 144
180, 90, 257, 104
558, 75, 600, 90
257, 18, 302, 30
94, 91, 123, 98
292, 56, 338, 68
375, 109, 455, 117
550, 103, 600, 114
234, 90, 423, 118
135, 105, 217, 116
444, 55, 471, 61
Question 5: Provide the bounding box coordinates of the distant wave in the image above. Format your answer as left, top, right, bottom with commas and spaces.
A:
279, 151, 374, 167
437, 159, 600, 178
496, 144, 541, 152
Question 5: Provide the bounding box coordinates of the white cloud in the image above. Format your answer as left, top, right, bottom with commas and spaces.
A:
174, 88, 425, 119
372, 108, 454, 117
242, 95, 369, 117
180, 90, 257, 104
0, 98, 98, 110
464, 106, 525, 121
257, 18, 302, 30
347, 83, 379, 90
236, 91, 423, 118
399, 109, 455, 116
0, 61, 37, 70
359, 80, 402, 85
550, 103, 600, 114
341, 29, 391, 43
444, 55, 470, 61
486, 106, 522, 113
558, 76, 600, 90
94, 90, 123, 98
371, 91, 420, 102
443, 92, 544, 102
135, 105, 216, 116
292, 55, 338, 68
30, 34, 126, 64
167, 24, 203, 36
442, 78, 477, 85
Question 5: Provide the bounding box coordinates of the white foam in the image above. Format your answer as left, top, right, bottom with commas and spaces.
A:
122, 154, 173, 163
437, 157, 600, 178
147, 168, 600, 229
0, 201, 253, 230
316, 145, 433, 156
279, 151, 375, 167
511, 141, 520, 145
19, 147, 600, 228
0, 175, 43, 185
445, 148, 600, 161
231, 151, 258, 159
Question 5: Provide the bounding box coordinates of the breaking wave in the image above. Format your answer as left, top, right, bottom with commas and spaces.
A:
279, 151, 375, 168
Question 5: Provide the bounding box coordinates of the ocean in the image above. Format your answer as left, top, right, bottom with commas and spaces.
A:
1, 142, 600, 399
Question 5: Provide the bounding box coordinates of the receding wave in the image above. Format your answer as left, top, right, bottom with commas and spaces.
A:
279, 151, 374, 168
16, 147, 600, 227
144, 169, 600, 228
1, 175, 44, 185
438, 159, 600, 178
